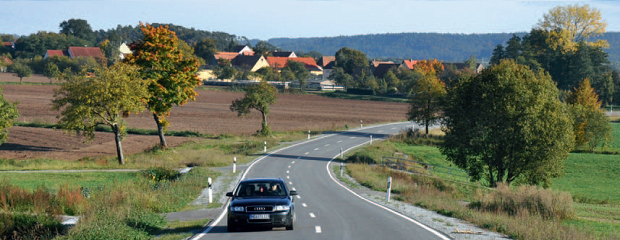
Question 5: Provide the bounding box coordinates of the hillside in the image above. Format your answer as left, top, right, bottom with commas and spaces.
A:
268, 32, 620, 63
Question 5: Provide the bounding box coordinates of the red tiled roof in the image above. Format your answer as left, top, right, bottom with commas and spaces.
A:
68, 46, 104, 58
213, 52, 239, 61
371, 60, 394, 68
2, 42, 12, 48
0, 56, 12, 65
318, 56, 335, 68
402, 60, 420, 70
266, 57, 320, 71
46, 50, 68, 58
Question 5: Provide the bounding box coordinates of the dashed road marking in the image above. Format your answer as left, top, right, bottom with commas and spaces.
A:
325, 144, 330, 146
337, 140, 342, 143
305, 152, 309, 155
314, 148, 319, 151
377, 130, 383, 132
350, 137, 356, 139
292, 161, 295, 164
286, 176, 290, 179
302, 203, 307, 207
296, 195, 301, 199
288, 165, 291, 168
309, 213, 315, 218
286, 170, 289, 173
289, 181, 292, 184
292, 187, 296, 191
315, 226, 322, 233
391, 127, 397, 130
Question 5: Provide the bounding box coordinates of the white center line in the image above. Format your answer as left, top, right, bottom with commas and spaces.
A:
292, 187, 296, 191
350, 137, 356, 139
315, 226, 322, 233
286, 170, 289, 174
325, 144, 330, 146
391, 127, 397, 130
289, 181, 292, 185
305, 152, 309, 155
314, 148, 319, 151
309, 213, 315, 218
288, 165, 291, 168
378, 130, 383, 132
292, 161, 295, 164
302, 203, 307, 207
337, 140, 342, 143
286, 176, 290, 179
296, 195, 301, 199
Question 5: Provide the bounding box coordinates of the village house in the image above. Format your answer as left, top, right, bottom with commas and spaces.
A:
317, 56, 335, 80
44, 46, 104, 60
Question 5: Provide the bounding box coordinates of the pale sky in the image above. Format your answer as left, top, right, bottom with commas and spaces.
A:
2, 0, 620, 40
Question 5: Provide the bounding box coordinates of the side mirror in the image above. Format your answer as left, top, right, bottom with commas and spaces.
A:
226, 192, 233, 197
289, 191, 298, 196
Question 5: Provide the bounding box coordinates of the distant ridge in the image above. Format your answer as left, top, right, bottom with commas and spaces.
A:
267, 32, 620, 63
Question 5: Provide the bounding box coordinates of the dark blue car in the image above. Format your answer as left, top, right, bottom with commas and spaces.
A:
226, 178, 297, 232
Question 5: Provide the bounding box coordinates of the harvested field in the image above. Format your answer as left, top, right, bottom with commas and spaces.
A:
1, 79, 408, 160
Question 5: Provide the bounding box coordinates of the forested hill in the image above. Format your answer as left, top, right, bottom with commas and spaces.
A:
267, 32, 620, 63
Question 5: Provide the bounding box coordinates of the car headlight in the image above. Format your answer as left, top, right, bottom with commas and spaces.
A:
231, 206, 245, 212
274, 205, 290, 211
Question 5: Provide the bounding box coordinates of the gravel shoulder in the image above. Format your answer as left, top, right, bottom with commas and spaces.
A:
330, 162, 511, 240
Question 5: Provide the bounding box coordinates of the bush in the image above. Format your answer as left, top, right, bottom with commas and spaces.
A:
0, 213, 63, 240
141, 167, 180, 182
345, 152, 377, 164
469, 183, 575, 220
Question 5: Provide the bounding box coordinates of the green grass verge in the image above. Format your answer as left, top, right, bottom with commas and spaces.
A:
0, 172, 140, 191
553, 153, 620, 204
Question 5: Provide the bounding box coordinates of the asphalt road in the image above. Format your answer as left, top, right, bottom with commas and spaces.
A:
192, 122, 450, 240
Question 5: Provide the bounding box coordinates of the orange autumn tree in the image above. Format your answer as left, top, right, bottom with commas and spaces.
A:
566, 78, 613, 151
125, 23, 201, 148
407, 59, 446, 135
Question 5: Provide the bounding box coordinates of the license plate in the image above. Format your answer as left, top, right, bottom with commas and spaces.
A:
249, 214, 270, 220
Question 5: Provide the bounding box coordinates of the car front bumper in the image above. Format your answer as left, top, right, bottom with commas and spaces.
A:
228, 210, 293, 227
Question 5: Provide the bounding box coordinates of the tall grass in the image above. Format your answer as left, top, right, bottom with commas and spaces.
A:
345, 164, 602, 240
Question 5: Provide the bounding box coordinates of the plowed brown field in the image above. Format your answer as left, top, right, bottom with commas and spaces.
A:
1, 74, 408, 160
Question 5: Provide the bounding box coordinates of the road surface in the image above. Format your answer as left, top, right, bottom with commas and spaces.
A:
192, 122, 450, 240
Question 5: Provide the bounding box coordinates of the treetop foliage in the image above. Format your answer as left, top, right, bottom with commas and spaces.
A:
536, 4, 608, 51
0, 87, 19, 146
566, 78, 601, 110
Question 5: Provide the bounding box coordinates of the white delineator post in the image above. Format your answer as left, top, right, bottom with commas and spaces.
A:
340, 162, 344, 177
340, 147, 343, 158
386, 177, 392, 203
308, 129, 310, 139
370, 135, 373, 144
360, 119, 363, 129
233, 157, 236, 173
264, 141, 267, 152
208, 177, 213, 204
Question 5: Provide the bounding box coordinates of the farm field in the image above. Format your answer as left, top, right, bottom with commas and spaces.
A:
0, 76, 408, 160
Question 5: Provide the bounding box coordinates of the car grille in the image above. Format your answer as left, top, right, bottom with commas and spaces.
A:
246, 205, 274, 212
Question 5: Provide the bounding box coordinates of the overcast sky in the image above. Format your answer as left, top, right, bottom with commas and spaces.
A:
2, 0, 620, 40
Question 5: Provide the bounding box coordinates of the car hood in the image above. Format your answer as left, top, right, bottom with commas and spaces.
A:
231, 197, 290, 206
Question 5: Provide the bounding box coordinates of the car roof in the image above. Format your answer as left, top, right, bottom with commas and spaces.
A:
239, 178, 283, 183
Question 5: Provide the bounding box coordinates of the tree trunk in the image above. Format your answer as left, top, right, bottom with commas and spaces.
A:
261, 111, 268, 134
153, 113, 168, 148
112, 124, 125, 165
426, 97, 431, 135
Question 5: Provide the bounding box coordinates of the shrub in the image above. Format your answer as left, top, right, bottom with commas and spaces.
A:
345, 152, 377, 164
0, 213, 63, 240
141, 167, 180, 182
469, 183, 575, 220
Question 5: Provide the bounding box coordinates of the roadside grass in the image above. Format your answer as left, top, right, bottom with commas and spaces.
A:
317, 91, 408, 103
0, 171, 139, 191
154, 218, 210, 239
0, 130, 310, 171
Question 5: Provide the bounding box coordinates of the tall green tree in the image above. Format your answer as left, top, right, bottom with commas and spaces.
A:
441, 60, 574, 187
285, 60, 310, 91
0, 87, 19, 146
59, 18, 96, 44
407, 67, 446, 135
43, 62, 60, 83
230, 81, 278, 136
255, 66, 282, 82
52, 63, 149, 164
505, 35, 522, 60
252, 41, 278, 56
489, 45, 505, 66
335, 47, 368, 75
194, 38, 218, 63
125, 23, 201, 148
213, 59, 238, 80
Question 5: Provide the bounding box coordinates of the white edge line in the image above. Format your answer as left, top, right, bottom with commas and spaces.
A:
190, 133, 336, 240
315, 225, 322, 233
191, 121, 409, 239
324, 134, 450, 240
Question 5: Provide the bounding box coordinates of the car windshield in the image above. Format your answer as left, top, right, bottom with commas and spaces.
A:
236, 181, 286, 197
